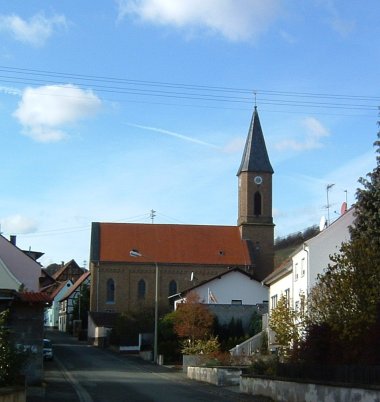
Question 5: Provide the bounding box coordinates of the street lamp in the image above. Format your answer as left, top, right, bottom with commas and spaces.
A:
129, 249, 159, 364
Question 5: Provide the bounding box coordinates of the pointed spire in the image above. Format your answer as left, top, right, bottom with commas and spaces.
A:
237, 107, 273, 175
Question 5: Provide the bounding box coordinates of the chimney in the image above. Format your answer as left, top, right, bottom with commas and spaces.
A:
10, 235, 16, 246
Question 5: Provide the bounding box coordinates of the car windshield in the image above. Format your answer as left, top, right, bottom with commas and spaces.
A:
44, 340, 51, 348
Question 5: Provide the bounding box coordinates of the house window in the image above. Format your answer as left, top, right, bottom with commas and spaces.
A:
271, 294, 278, 309
254, 192, 262, 216
301, 258, 305, 277
138, 279, 146, 300
106, 278, 115, 303
231, 300, 242, 305
295, 263, 299, 281
284, 288, 290, 306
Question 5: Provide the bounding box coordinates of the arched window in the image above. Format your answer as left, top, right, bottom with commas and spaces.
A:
138, 279, 146, 299
254, 191, 262, 216
106, 278, 115, 303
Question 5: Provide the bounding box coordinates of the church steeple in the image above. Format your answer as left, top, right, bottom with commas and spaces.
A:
237, 107, 273, 175
237, 107, 274, 280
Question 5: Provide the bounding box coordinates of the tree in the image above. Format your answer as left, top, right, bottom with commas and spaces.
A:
269, 295, 300, 358
350, 127, 380, 246
304, 125, 380, 363
173, 292, 214, 350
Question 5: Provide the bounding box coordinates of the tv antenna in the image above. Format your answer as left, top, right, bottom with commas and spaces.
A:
150, 209, 156, 224
326, 184, 335, 225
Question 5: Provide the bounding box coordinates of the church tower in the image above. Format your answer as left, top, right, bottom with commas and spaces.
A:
237, 107, 274, 280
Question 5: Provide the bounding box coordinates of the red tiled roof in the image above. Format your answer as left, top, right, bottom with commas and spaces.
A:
18, 292, 51, 303
98, 223, 253, 266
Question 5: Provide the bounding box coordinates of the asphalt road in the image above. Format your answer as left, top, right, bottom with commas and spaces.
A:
27, 330, 269, 402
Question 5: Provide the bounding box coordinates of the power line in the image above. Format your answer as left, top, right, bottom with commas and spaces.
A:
0, 65, 378, 114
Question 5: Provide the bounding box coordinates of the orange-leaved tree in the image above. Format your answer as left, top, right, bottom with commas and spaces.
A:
173, 291, 214, 350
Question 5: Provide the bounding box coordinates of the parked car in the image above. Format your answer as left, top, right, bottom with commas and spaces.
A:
43, 338, 53, 360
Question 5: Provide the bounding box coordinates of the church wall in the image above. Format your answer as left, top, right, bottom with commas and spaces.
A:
90, 262, 239, 314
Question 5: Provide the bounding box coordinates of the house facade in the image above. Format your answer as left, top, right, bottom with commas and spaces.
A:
264, 207, 355, 315
44, 280, 73, 328
174, 268, 268, 307
58, 271, 90, 332
89, 108, 275, 316
0, 234, 43, 292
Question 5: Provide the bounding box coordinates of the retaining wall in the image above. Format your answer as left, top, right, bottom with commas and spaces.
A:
240, 376, 380, 402
0, 387, 26, 402
187, 366, 242, 387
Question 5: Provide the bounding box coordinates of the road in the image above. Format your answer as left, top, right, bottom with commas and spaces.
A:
27, 330, 269, 402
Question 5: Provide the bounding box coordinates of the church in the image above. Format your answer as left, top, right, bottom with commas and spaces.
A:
89, 107, 274, 314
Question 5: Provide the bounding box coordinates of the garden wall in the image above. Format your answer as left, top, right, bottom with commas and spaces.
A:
187, 366, 242, 387
240, 375, 380, 402
0, 387, 26, 402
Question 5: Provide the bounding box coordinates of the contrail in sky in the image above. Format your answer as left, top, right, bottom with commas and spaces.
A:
127, 122, 219, 149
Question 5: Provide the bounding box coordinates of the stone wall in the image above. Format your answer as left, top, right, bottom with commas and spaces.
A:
240, 375, 380, 402
0, 387, 26, 402
187, 366, 242, 387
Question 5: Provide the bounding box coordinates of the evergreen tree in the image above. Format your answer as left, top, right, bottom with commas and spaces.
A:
351, 126, 380, 247
305, 123, 380, 363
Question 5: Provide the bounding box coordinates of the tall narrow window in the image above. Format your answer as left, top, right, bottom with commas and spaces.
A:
168, 280, 177, 296
138, 279, 146, 300
271, 294, 278, 310
254, 192, 262, 216
168, 280, 177, 307
106, 278, 115, 303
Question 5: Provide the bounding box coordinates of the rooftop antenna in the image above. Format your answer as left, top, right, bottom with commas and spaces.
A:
326, 184, 335, 225
254, 91, 257, 108
150, 209, 156, 224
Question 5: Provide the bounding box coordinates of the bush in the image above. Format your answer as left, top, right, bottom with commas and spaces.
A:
249, 356, 278, 376
181, 336, 220, 355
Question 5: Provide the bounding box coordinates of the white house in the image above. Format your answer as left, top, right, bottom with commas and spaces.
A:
45, 280, 73, 328
174, 267, 268, 308
264, 207, 355, 315
0, 235, 42, 292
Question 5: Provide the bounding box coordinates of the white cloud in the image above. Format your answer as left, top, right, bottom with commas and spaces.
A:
1, 215, 38, 234
13, 84, 102, 143
222, 137, 245, 153
0, 13, 67, 47
117, 0, 281, 42
316, 0, 355, 37
275, 117, 329, 151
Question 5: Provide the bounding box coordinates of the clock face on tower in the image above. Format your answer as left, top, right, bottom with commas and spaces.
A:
254, 175, 263, 185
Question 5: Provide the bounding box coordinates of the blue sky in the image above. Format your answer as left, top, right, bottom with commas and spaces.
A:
0, 0, 379, 268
